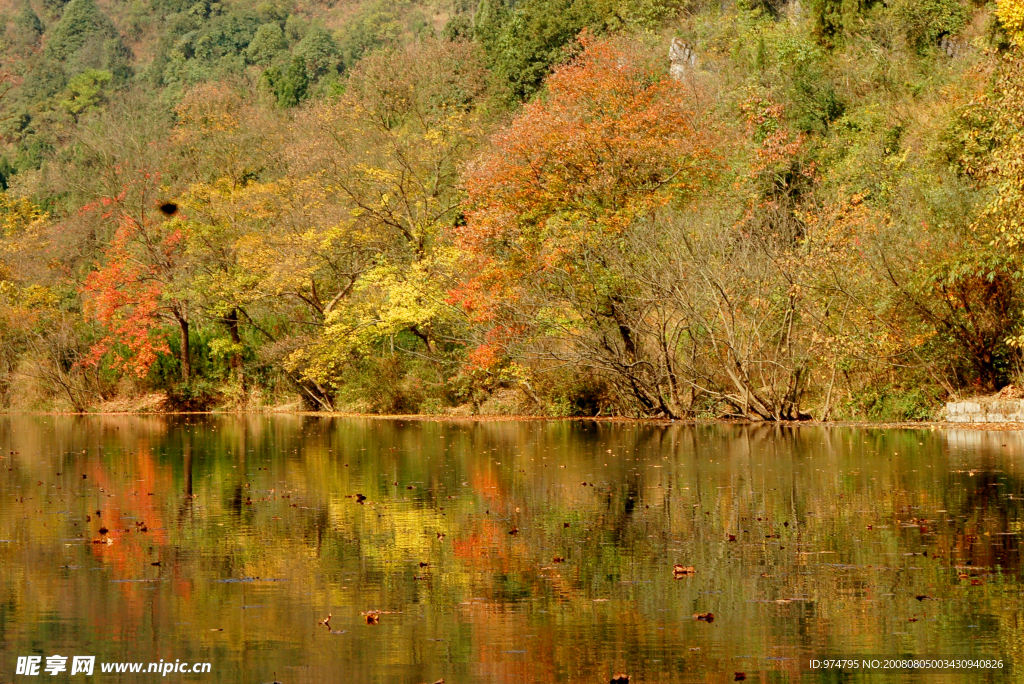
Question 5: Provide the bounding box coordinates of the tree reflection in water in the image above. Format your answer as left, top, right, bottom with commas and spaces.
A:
0, 417, 1021, 682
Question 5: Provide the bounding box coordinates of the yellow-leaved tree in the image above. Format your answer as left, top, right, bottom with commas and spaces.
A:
996, 0, 1024, 44
968, 12, 1024, 357
279, 38, 490, 411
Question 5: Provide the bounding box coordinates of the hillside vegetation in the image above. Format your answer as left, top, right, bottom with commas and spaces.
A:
1, 0, 1023, 419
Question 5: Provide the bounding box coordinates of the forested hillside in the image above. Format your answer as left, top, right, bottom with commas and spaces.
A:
0, 0, 1022, 419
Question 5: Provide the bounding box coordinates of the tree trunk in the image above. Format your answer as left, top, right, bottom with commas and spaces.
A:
177, 315, 191, 382
225, 308, 244, 387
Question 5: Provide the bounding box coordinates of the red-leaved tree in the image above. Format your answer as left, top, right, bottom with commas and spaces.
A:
81, 172, 194, 381
452, 34, 717, 415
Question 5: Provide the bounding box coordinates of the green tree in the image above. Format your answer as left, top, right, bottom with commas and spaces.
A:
477, 0, 681, 103
262, 55, 308, 106
295, 26, 341, 80
44, 0, 117, 61
42, 0, 69, 19
336, 1, 402, 69
890, 0, 969, 53
14, 3, 44, 46
59, 68, 112, 121
246, 22, 287, 65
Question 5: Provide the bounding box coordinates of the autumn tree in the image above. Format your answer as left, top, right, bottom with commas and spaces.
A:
169, 81, 345, 407
931, 19, 1024, 387
0, 195, 100, 409
455, 34, 716, 417
997, 0, 1024, 44
277, 38, 490, 409
81, 171, 195, 381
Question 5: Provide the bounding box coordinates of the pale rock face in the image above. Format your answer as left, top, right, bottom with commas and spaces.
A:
669, 37, 696, 80
939, 34, 962, 58
946, 399, 1024, 423
786, 0, 804, 24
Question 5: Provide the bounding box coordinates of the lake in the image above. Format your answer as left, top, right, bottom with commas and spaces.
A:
0, 416, 1020, 682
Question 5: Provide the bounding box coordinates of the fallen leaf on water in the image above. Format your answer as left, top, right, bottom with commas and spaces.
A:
552, 556, 565, 563
958, 572, 969, 580
915, 595, 931, 601
363, 611, 380, 625
693, 612, 714, 623
735, 673, 747, 681
971, 579, 984, 586
673, 565, 696, 577
728, 534, 737, 542
610, 674, 630, 684
509, 527, 519, 535
318, 613, 332, 626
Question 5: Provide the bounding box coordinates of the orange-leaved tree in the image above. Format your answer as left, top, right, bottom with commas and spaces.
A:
81, 172, 194, 381
454, 34, 717, 416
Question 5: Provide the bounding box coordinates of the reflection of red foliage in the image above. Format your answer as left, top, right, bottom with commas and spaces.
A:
454, 469, 516, 568
85, 441, 180, 625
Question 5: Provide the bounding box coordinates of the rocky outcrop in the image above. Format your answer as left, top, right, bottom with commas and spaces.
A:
939, 34, 964, 58
669, 38, 696, 80
946, 387, 1024, 422
785, 0, 804, 24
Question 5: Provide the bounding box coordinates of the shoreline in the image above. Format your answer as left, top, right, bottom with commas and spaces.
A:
3, 410, 1024, 430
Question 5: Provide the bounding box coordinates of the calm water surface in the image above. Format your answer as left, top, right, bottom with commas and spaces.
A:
1, 416, 1022, 683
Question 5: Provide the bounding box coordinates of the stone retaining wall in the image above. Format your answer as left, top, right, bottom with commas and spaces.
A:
946, 399, 1024, 423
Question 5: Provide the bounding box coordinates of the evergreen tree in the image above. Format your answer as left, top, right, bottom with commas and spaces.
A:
44, 0, 118, 62
15, 3, 45, 38
246, 23, 288, 65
